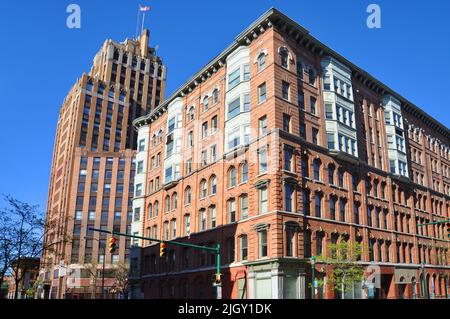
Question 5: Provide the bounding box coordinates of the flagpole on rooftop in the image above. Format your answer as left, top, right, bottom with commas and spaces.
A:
135, 6, 140, 39
141, 10, 146, 33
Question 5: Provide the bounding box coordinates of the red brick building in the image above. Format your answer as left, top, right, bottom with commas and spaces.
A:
129, 8, 450, 299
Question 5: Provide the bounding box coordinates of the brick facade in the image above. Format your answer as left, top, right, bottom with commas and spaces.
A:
131, 9, 449, 299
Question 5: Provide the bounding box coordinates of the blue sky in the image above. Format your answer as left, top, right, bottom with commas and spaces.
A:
0, 0, 449, 211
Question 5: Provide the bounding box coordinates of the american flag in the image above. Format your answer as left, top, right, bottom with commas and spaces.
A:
139, 5, 151, 12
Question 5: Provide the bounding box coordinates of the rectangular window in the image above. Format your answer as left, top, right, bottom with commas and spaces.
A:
302, 190, 310, 216
258, 83, 267, 103
325, 103, 333, 119
259, 187, 268, 214
259, 148, 268, 174
137, 161, 144, 174
327, 133, 335, 150
202, 122, 208, 139
284, 147, 293, 171
285, 184, 294, 212
138, 139, 145, 152
298, 91, 305, 109
240, 196, 248, 220
243, 93, 250, 112
283, 114, 291, 132
310, 97, 317, 115
259, 116, 268, 136
210, 206, 216, 228
286, 230, 294, 257
135, 183, 142, 197
227, 127, 240, 149
312, 128, 319, 145
259, 231, 268, 257
243, 64, 250, 81
228, 200, 236, 223
211, 116, 218, 133
240, 236, 248, 261
228, 68, 240, 89
282, 81, 290, 100
227, 97, 241, 120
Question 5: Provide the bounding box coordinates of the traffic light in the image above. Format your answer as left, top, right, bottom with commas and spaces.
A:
159, 242, 167, 257
108, 237, 117, 253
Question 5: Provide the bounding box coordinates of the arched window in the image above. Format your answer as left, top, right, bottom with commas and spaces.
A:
314, 192, 322, 218
210, 175, 217, 195
158, 129, 163, 143
328, 164, 335, 185
313, 159, 321, 181
165, 195, 170, 212
212, 89, 219, 104
172, 192, 178, 209
228, 167, 237, 187
279, 47, 289, 68
338, 169, 345, 188
203, 96, 209, 111
148, 203, 153, 219
152, 134, 157, 147
240, 161, 248, 183
188, 106, 195, 121
154, 201, 159, 216
185, 186, 192, 205
200, 179, 207, 198
257, 53, 266, 71
108, 88, 115, 98
316, 231, 324, 256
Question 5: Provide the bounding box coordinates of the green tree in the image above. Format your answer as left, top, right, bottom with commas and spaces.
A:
315, 240, 365, 295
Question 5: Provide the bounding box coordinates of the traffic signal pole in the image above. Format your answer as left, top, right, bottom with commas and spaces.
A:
88, 227, 222, 298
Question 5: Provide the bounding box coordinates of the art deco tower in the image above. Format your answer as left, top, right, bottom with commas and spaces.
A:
40, 29, 166, 299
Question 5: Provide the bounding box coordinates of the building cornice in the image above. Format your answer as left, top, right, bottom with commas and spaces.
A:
133, 7, 450, 139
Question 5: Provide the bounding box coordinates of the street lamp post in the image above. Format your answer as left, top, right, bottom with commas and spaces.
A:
311, 256, 316, 299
